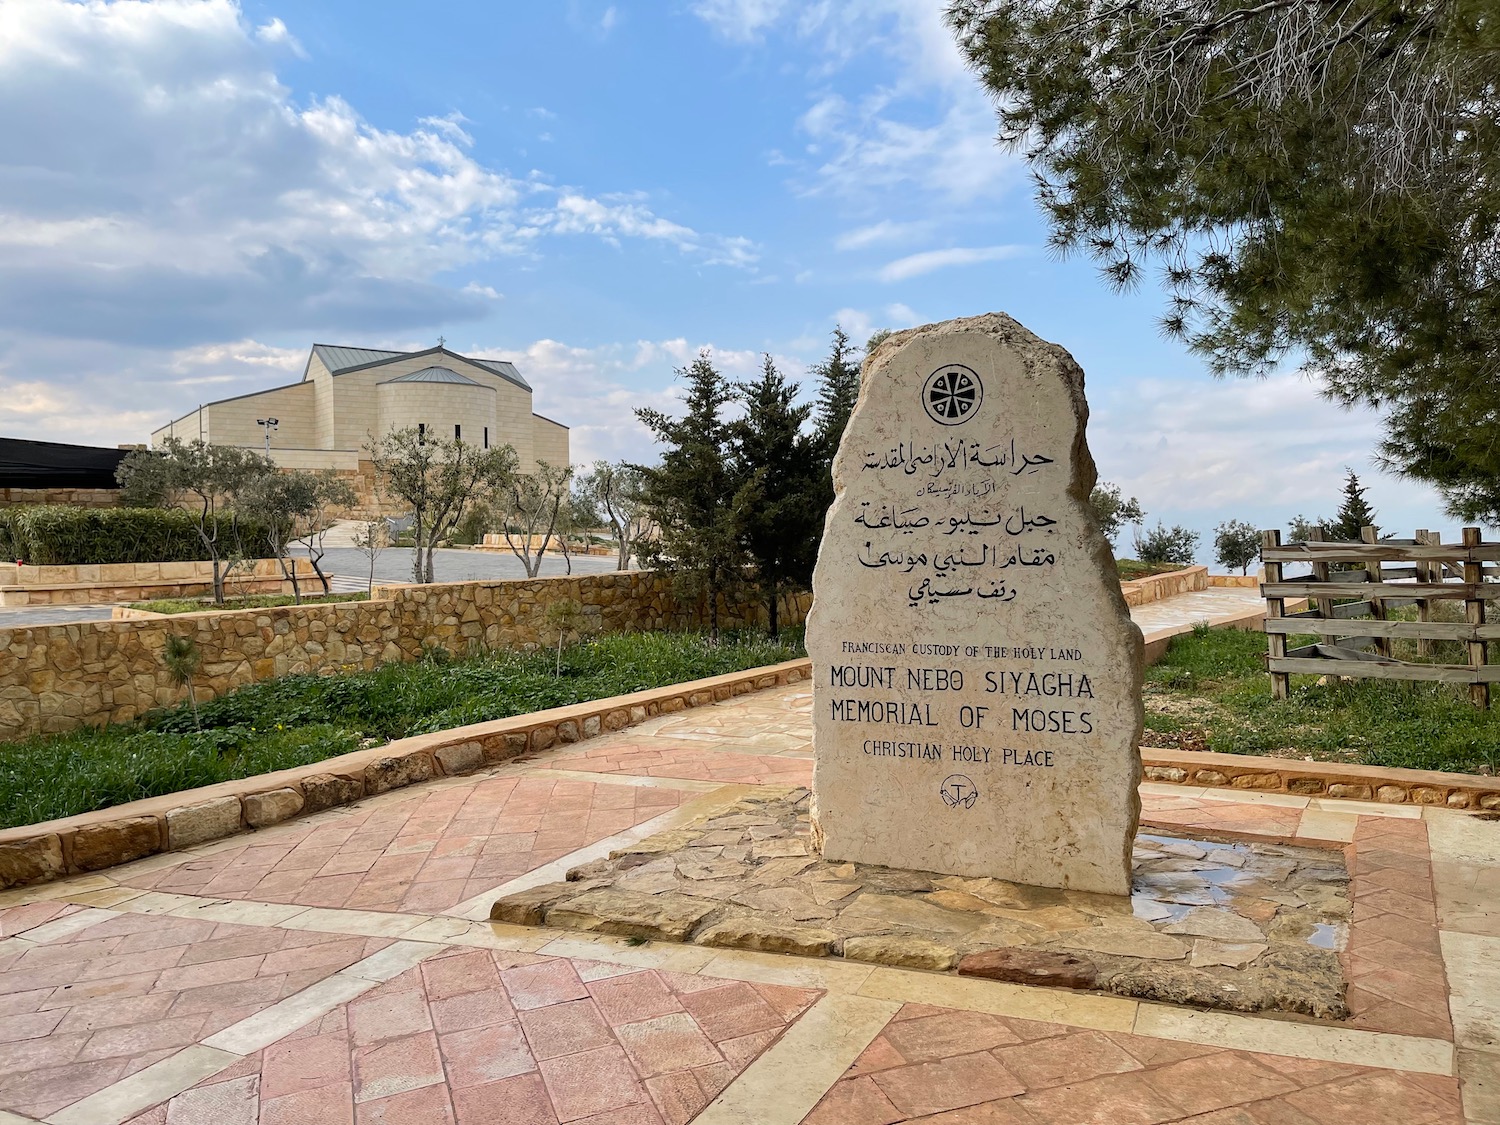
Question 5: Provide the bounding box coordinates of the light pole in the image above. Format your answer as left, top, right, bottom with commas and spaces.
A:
257, 417, 279, 453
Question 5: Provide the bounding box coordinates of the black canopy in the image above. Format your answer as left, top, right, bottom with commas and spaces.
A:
0, 437, 129, 490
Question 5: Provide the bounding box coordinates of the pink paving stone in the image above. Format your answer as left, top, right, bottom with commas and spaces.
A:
995, 1029, 1144, 1091
78, 1015, 208, 1062
347, 985, 435, 1047
588, 971, 686, 1026
430, 988, 518, 1035
677, 981, 788, 1042
356, 1082, 457, 1125
870, 1052, 1027, 1118
439, 1022, 537, 1089
881, 1011, 1022, 1064
643, 1070, 713, 1125
422, 949, 505, 1001
260, 1033, 352, 1099
519, 998, 617, 1061
353, 1032, 446, 1103
159, 1074, 259, 1125
804, 1074, 905, 1125
612, 1012, 724, 1079
452, 1071, 558, 1125
539, 1043, 648, 1122
261, 1081, 356, 1125
502, 958, 590, 1011
0, 1057, 130, 1118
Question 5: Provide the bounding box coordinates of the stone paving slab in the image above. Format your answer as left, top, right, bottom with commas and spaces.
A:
0, 680, 1490, 1123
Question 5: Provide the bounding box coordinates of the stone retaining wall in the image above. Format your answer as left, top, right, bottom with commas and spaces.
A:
0, 571, 811, 738
1120, 565, 1209, 606
0, 487, 119, 509
0, 660, 811, 890
0, 558, 317, 607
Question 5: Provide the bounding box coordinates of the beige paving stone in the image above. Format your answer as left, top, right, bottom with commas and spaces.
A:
843, 934, 958, 971
1297, 809, 1359, 843
242, 788, 304, 829
200, 972, 378, 1054
1443, 930, 1500, 1052
1132, 1004, 1455, 1075
344, 940, 441, 982
1458, 1048, 1500, 1124
45, 1044, 239, 1125
275, 906, 429, 938
693, 993, 901, 1125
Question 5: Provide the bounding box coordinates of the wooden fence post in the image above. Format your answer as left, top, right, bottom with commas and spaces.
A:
1361, 526, 1390, 659
1308, 527, 1333, 622
1262, 529, 1288, 701
1415, 528, 1432, 657
1463, 527, 1489, 709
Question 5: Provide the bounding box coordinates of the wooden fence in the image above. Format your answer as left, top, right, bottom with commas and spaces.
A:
1260, 526, 1500, 708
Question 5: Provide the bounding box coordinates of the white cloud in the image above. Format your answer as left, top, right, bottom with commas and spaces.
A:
698, 1, 1016, 203
692, 0, 791, 41
877, 245, 1023, 282
253, 16, 304, 56
834, 219, 931, 251
0, 0, 754, 351
1088, 372, 1450, 548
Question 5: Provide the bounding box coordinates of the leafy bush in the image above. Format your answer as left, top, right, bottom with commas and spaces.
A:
0, 506, 283, 565
1133, 521, 1201, 567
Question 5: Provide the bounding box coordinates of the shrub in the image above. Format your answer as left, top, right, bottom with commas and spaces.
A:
0, 506, 283, 565
1213, 519, 1261, 574
1133, 521, 1201, 567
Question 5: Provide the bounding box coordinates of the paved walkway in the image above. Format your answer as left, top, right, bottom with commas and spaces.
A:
0, 686, 1493, 1124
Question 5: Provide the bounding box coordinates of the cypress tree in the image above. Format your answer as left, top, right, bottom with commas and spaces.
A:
732, 354, 821, 637
635, 352, 746, 641
810, 325, 861, 461
1330, 470, 1379, 540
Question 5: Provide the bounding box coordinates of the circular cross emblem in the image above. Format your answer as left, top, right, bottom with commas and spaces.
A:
940, 774, 979, 810
922, 364, 983, 426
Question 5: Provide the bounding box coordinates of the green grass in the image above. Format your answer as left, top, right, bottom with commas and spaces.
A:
0, 628, 806, 829
131, 591, 369, 614
1144, 627, 1500, 775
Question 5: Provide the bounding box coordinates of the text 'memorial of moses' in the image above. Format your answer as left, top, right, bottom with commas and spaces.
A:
807, 313, 1143, 896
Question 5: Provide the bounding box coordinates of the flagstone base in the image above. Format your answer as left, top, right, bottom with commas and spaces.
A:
492, 786, 1352, 1019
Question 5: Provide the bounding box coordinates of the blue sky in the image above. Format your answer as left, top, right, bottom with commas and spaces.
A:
0, 0, 1452, 554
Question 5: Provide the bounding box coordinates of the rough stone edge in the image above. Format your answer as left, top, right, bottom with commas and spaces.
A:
1140, 747, 1500, 812
0, 658, 813, 890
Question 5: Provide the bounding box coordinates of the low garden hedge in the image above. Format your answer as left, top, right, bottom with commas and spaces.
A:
0, 506, 284, 565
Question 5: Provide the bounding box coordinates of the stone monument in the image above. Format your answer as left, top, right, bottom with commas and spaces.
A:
807, 313, 1142, 896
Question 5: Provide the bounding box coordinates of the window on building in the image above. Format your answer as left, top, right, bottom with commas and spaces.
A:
455, 423, 461, 441
483, 427, 489, 449
418, 423, 425, 443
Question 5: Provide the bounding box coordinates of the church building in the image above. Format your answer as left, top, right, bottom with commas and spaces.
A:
151, 344, 569, 473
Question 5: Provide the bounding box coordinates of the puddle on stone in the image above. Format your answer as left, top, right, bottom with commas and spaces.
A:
493, 788, 1353, 1020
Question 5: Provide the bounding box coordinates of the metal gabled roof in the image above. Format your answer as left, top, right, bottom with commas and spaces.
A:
380, 366, 489, 388
469, 357, 530, 391
308, 344, 531, 392
312, 345, 407, 374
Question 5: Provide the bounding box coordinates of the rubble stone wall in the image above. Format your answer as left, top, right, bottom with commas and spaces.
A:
0, 571, 811, 738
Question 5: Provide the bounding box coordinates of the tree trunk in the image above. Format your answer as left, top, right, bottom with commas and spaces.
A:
424, 544, 437, 584
211, 556, 224, 605
767, 588, 779, 639
410, 517, 425, 584
368, 553, 377, 595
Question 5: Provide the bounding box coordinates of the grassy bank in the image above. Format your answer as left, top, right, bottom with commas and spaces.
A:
1144, 627, 1500, 775
0, 629, 806, 830
131, 591, 369, 614
1117, 559, 1194, 580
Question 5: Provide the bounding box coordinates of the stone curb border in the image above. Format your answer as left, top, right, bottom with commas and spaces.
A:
1141, 746, 1500, 811
0, 659, 812, 892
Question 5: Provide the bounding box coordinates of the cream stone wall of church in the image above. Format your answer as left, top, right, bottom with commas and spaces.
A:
532, 414, 570, 468
151, 348, 566, 477
375, 380, 498, 447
